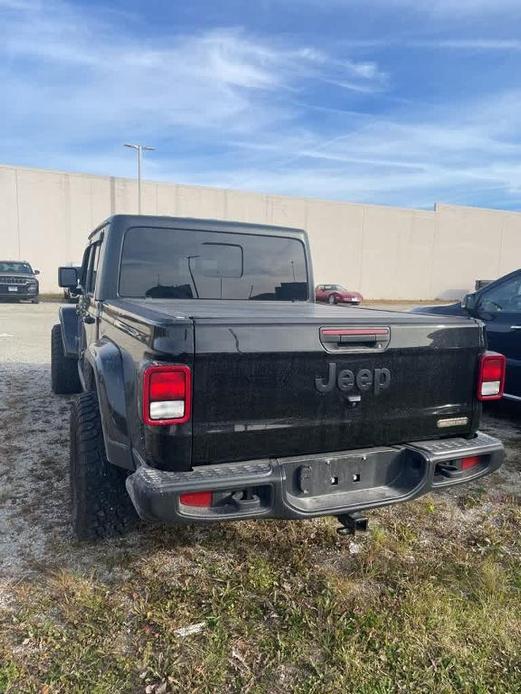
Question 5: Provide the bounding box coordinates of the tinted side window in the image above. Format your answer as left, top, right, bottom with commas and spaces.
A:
79, 246, 92, 289
85, 244, 101, 295
481, 276, 521, 314
119, 227, 309, 301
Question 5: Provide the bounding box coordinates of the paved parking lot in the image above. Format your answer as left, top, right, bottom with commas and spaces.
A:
0, 301, 57, 363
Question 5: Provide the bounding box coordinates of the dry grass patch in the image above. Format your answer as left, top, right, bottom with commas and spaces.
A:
1, 498, 520, 693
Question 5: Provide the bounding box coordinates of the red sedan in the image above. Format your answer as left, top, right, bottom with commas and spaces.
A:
315, 284, 363, 305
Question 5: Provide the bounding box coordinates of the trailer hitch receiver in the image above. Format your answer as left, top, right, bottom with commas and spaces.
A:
336, 512, 368, 536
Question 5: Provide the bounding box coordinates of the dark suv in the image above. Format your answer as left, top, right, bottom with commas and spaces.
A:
411, 268, 521, 400
0, 261, 39, 303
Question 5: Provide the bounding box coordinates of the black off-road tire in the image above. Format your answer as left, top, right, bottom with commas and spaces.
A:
51, 323, 81, 394
70, 391, 138, 540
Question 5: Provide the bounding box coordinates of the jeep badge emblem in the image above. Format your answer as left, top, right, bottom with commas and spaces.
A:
315, 362, 391, 395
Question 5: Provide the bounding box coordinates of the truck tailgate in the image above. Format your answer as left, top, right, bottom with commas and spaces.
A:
190, 308, 482, 465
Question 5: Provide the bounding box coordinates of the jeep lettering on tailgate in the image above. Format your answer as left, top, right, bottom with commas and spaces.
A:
315, 362, 391, 395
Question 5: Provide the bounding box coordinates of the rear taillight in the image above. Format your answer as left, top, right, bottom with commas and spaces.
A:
143, 365, 192, 425
179, 491, 213, 507
461, 455, 481, 470
477, 351, 506, 401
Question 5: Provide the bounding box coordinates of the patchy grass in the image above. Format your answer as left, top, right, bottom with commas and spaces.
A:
1, 497, 520, 693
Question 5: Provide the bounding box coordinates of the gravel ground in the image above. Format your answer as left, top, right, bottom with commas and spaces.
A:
0, 301, 519, 580
0, 303, 155, 582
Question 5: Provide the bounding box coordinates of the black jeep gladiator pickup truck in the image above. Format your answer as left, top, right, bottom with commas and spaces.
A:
53, 215, 504, 540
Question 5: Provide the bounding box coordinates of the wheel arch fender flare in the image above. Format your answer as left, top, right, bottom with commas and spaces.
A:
84, 338, 135, 471
58, 305, 81, 358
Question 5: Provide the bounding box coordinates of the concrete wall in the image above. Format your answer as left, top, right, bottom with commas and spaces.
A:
1, 163, 520, 298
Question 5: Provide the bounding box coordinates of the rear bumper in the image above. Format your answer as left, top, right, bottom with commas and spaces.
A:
126, 432, 504, 524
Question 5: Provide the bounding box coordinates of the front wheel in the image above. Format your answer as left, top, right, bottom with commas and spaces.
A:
70, 392, 138, 540
328, 294, 336, 304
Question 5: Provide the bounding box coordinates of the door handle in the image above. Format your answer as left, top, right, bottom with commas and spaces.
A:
510, 325, 521, 330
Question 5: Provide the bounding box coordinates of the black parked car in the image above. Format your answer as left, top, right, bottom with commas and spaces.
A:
0, 260, 39, 303
411, 268, 521, 401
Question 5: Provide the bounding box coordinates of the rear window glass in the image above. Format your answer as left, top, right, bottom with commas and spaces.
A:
119, 227, 309, 301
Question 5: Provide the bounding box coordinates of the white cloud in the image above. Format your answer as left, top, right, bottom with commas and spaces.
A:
0, 0, 38, 8
401, 0, 521, 15
340, 37, 521, 53
217, 89, 521, 208
307, 0, 521, 17
2, 0, 521, 210
410, 39, 521, 51
0, 0, 386, 152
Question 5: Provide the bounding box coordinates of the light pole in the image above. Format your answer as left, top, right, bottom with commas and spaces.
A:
123, 143, 155, 214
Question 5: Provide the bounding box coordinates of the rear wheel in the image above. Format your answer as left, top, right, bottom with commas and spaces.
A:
70, 392, 138, 540
328, 294, 337, 304
51, 324, 81, 394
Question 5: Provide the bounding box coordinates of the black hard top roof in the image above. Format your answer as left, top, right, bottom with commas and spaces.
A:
89, 214, 306, 240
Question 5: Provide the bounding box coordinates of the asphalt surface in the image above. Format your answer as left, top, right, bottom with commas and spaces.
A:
0, 301, 58, 363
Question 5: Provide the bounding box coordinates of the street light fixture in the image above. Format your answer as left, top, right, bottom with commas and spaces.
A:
123, 143, 155, 214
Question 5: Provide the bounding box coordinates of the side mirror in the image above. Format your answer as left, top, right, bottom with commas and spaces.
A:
34, 269, 40, 276
58, 266, 78, 288
461, 292, 477, 312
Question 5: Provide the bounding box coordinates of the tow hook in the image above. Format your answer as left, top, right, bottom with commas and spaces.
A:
336, 512, 368, 536
230, 489, 262, 512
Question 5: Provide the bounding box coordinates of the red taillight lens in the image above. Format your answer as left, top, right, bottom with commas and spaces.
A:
461, 455, 480, 470
477, 351, 506, 401
143, 365, 192, 425
149, 370, 186, 401
179, 491, 212, 507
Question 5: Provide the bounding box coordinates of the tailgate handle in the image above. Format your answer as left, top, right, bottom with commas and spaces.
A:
340, 333, 377, 344
320, 327, 390, 353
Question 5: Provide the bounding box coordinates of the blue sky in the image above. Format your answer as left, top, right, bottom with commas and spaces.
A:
2, 0, 521, 209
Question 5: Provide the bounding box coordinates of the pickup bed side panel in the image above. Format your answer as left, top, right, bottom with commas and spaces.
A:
99, 303, 195, 471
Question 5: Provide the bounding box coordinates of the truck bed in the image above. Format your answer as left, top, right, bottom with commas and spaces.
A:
106, 298, 478, 325
102, 299, 483, 468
